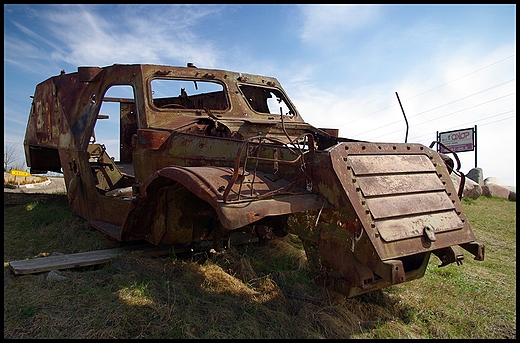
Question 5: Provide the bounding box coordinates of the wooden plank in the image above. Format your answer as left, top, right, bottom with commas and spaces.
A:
8, 245, 170, 275
8, 232, 259, 275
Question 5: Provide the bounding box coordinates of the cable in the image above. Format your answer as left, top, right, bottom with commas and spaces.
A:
411, 112, 515, 141
337, 54, 515, 130
356, 91, 514, 140
375, 109, 515, 142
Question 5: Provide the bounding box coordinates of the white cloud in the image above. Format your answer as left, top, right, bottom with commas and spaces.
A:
298, 4, 382, 46
5, 5, 225, 69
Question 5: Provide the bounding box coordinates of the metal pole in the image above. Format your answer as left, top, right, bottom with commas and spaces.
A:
474, 125, 477, 168
395, 92, 408, 143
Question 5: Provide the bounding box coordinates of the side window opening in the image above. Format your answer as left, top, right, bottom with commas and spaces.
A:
267, 91, 293, 116
89, 85, 137, 196
239, 84, 295, 117
151, 79, 228, 111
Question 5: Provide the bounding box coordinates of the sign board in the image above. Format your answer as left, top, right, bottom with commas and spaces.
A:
437, 127, 475, 153
10, 169, 31, 177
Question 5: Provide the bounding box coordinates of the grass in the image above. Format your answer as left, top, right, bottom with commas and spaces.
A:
3, 195, 516, 338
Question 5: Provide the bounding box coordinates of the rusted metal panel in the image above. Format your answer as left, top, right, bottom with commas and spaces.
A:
348, 154, 436, 175
375, 211, 464, 242
78, 66, 103, 82
356, 173, 445, 196
135, 129, 171, 150
366, 192, 456, 219
219, 194, 327, 230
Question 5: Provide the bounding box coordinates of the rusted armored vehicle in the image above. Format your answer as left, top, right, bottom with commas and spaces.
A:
24, 63, 484, 297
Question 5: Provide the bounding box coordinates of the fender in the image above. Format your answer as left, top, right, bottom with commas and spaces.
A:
138, 165, 328, 231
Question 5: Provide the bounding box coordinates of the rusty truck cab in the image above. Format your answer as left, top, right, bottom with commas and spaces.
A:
24, 63, 484, 298
25, 63, 326, 238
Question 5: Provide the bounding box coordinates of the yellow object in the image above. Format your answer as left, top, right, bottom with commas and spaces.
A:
10, 169, 31, 177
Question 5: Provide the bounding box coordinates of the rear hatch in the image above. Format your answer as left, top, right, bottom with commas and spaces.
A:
330, 141, 478, 260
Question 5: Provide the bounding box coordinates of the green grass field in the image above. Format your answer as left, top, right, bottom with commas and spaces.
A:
3, 194, 516, 338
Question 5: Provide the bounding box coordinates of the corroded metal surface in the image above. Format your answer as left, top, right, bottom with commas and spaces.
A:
23, 63, 484, 297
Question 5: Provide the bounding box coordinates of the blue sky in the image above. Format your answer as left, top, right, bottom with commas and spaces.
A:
4, 4, 516, 186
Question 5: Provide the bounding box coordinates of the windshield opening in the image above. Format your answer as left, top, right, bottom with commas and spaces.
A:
151, 79, 228, 111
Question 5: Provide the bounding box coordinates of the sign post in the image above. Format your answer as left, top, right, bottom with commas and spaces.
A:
436, 125, 477, 168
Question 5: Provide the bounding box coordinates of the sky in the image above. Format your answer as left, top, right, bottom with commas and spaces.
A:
3, 4, 516, 186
